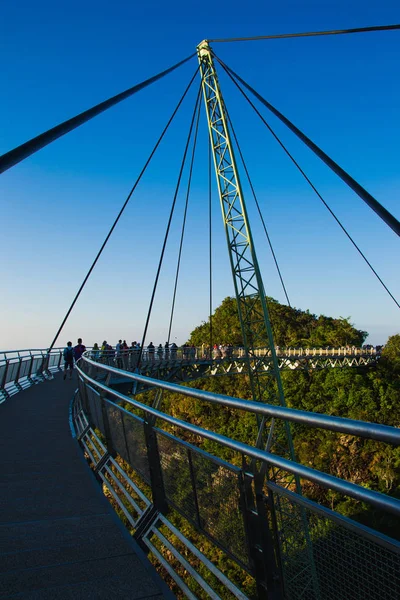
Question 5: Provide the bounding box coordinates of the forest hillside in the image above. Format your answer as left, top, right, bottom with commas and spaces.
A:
164, 297, 400, 530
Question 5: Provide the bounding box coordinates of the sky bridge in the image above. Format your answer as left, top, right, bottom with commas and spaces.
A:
1, 20, 400, 600
1, 353, 400, 599
0, 345, 380, 402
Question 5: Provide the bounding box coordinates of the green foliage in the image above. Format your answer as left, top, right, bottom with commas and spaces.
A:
188, 296, 368, 347
186, 298, 400, 534
380, 334, 400, 384
122, 298, 400, 595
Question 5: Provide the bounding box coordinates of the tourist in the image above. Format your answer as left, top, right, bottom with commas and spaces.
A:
107, 343, 115, 363
92, 343, 100, 360
63, 341, 74, 380
170, 341, 178, 359
148, 342, 155, 361
74, 338, 86, 361
116, 339, 123, 367
101, 341, 108, 362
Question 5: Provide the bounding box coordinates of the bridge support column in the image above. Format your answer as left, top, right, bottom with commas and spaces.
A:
240, 468, 283, 599
144, 418, 168, 515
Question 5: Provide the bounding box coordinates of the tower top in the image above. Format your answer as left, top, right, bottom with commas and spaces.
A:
197, 40, 211, 56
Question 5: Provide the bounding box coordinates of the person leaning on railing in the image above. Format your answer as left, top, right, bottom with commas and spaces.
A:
91, 343, 100, 360
100, 341, 108, 362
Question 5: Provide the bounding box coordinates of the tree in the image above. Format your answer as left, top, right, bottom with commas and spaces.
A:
188, 296, 367, 348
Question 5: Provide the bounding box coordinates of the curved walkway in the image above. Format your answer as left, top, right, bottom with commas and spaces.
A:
0, 373, 173, 599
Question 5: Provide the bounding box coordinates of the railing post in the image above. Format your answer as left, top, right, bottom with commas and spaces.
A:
42, 351, 49, 378
144, 417, 168, 515
187, 449, 202, 529
239, 469, 282, 599
13, 356, 24, 392
27, 353, 35, 384
0, 358, 10, 400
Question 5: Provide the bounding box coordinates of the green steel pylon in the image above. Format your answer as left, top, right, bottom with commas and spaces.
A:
197, 40, 321, 600
198, 39, 294, 458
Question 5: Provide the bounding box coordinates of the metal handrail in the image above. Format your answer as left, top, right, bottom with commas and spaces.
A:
77, 357, 400, 516
81, 354, 400, 446
0, 348, 65, 402
0, 347, 64, 354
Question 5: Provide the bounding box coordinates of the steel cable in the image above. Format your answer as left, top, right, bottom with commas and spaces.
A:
48, 68, 200, 353
139, 86, 203, 364
209, 23, 400, 43
217, 60, 400, 310
0, 53, 196, 175
214, 54, 400, 238
167, 98, 202, 343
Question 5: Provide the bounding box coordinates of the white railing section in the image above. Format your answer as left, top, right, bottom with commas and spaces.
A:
0, 344, 381, 404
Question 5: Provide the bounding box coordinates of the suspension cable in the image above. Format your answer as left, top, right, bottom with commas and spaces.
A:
214, 54, 400, 238
47, 68, 200, 353
208, 135, 213, 354
219, 63, 400, 310
0, 53, 196, 175
209, 23, 400, 43
167, 98, 202, 343
225, 108, 291, 307
139, 87, 202, 364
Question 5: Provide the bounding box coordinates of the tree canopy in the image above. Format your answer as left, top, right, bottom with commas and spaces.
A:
188, 296, 368, 348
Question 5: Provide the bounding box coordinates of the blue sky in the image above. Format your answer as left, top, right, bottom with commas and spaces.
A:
1, 0, 399, 350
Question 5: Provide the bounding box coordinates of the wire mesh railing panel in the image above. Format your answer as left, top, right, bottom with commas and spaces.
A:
191, 450, 249, 568
86, 385, 104, 434
5, 361, 19, 384
78, 376, 86, 405
156, 431, 198, 521
48, 353, 60, 368
273, 488, 400, 600
82, 359, 103, 380
77, 358, 89, 375
18, 358, 31, 379
122, 413, 151, 484
31, 356, 44, 376
105, 402, 130, 463
155, 429, 250, 569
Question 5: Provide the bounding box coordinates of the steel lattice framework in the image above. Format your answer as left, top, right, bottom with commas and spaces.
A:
197, 41, 321, 599
198, 40, 299, 456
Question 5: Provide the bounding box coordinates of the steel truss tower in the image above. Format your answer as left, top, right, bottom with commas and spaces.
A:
198, 40, 294, 458
198, 41, 320, 600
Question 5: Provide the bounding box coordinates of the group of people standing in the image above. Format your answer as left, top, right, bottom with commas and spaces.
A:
95, 340, 182, 364
90, 340, 197, 365
211, 343, 234, 360
63, 338, 86, 379
63, 338, 202, 379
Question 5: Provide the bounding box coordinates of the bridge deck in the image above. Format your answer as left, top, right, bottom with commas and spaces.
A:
0, 374, 173, 599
